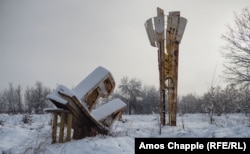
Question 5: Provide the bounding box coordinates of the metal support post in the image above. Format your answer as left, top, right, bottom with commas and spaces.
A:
145, 7, 187, 126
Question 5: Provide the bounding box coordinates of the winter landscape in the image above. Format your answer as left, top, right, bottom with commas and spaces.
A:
0, 113, 250, 154
1, 1, 250, 154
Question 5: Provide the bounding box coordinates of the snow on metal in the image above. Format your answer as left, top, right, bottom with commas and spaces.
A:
73, 66, 112, 102
91, 98, 126, 121
46, 66, 126, 139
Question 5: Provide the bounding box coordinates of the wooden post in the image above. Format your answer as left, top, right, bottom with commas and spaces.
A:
52, 112, 58, 144
59, 112, 65, 143
66, 113, 72, 141
46, 109, 72, 144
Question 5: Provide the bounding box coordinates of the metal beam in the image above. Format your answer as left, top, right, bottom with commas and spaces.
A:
145, 7, 187, 126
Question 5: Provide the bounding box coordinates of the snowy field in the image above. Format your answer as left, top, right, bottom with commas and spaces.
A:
0, 113, 250, 154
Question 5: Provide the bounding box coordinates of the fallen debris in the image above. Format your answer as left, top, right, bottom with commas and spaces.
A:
45, 66, 126, 141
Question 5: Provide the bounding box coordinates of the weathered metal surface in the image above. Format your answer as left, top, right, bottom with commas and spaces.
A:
145, 7, 187, 126
145, 18, 157, 47
46, 66, 127, 140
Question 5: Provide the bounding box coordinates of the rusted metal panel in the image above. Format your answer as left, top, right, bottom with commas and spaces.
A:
159, 40, 166, 125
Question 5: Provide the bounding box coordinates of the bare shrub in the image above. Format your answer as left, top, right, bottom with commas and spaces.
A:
22, 114, 32, 124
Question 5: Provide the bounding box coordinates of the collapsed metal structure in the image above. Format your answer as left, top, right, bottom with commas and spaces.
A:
45, 66, 126, 141
145, 7, 187, 126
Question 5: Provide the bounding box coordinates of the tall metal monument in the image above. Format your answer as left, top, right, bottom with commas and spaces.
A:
145, 7, 187, 126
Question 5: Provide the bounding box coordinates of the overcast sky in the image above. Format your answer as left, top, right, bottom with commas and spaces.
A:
0, 0, 249, 96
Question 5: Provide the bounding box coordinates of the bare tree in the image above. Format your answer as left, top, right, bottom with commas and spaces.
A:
140, 85, 159, 114
179, 94, 201, 114
221, 84, 239, 113
236, 85, 250, 115
221, 7, 250, 86
202, 86, 220, 124
0, 93, 7, 113
24, 87, 33, 113
0, 83, 23, 113
16, 85, 23, 113
118, 76, 142, 115
24, 81, 51, 114
5, 83, 16, 113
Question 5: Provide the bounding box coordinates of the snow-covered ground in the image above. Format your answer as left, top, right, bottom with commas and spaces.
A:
0, 113, 249, 154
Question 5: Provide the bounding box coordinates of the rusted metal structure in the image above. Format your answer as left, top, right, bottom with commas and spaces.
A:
45, 66, 127, 141
145, 7, 187, 126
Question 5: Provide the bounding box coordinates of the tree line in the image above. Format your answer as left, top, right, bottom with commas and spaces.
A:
111, 77, 250, 116
0, 78, 160, 115
0, 81, 52, 114
0, 77, 250, 116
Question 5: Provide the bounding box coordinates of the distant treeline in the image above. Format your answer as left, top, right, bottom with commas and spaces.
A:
112, 77, 250, 116
0, 78, 250, 116
0, 81, 52, 114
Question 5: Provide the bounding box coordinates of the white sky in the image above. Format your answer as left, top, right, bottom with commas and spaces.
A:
0, 0, 249, 96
